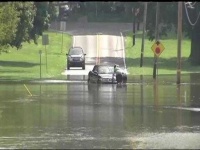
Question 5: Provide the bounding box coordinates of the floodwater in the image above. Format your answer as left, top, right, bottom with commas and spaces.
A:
0, 74, 200, 149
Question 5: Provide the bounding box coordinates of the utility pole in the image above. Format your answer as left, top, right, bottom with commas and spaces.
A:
177, 2, 182, 84
140, 2, 147, 67
133, 7, 136, 46
153, 2, 160, 79
95, 2, 97, 17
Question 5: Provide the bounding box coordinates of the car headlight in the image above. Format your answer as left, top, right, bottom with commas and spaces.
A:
80, 55, 84, 61
68, 56, 73, 61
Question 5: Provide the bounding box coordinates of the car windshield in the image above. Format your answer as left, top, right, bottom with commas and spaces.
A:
69, 48, 83, 55
98, 66, 114, 74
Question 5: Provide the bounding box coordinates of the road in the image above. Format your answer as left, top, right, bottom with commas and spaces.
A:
62, 34, 126, 76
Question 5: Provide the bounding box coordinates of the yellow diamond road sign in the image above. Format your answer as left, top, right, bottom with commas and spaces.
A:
151, 41, 165, 57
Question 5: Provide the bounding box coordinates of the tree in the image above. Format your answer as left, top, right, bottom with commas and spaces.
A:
145, 2, 200, 65
7, 2, 57, 49
29, 2, 57, 45
48, 2, 58, 22
186, 2, 200, 65
146, 2, 177, 41
0, 2, 20, 52
9, 2, 36, 49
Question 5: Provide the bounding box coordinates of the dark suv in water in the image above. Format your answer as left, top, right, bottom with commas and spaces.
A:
66, 47, 86, 70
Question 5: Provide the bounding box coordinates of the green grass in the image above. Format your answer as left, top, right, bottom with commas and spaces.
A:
125, 31, 200, 75
0, 31, 72, 80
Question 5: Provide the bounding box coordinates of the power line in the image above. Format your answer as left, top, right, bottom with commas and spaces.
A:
185, 2, 196, 8
184, 2, 200, 26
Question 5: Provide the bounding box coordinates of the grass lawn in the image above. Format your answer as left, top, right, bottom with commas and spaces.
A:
0, 31, 72, 80
125, 31, 200, 76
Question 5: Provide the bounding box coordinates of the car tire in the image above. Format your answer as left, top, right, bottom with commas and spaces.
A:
116, 73, 123, 84
67, 62, 70, 70
123, 75, 127, 83
82, 65, 85, 70
97, 79, 101, 84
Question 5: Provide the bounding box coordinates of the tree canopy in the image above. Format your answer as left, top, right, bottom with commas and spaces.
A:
0, 2, 20, 52
144, 2, 200, 65
0, 2, 57, 51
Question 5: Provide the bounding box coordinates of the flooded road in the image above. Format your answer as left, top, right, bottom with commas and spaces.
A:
0, 75, 200, 149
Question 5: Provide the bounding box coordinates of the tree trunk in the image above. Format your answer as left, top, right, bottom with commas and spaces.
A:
190, 73, 200, 107
137, 21, 140, 30
190, 20, 200, 65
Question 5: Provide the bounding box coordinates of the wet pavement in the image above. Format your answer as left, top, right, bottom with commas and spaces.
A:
0, 74, 200, 149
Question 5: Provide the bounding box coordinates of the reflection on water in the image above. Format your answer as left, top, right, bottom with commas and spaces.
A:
0, 74, 200, 148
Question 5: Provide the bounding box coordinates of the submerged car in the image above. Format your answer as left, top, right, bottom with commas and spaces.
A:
88, 64, 127, 84
66, 47, 86, 70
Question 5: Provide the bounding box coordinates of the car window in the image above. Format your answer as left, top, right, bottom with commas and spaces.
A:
69, 48, 83, 55
109, 67, 114, 73
98, 66, 114, 74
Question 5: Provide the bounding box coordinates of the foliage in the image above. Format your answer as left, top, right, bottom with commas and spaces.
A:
66, 2, 142, 22
9, 2, 36, 49
48, 2, 59, 22
145, 2, 177, 41
29, 2, 59, 46
0, 2, 58, 50
0, 2, 20, 53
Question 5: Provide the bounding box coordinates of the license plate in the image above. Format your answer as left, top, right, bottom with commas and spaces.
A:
102, 78, 110, 82
73, 58, 79, 61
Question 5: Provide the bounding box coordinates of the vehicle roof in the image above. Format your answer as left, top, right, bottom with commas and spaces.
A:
68, 47, 84, 53
94, 64, 114, 67
70, 46, 83, 49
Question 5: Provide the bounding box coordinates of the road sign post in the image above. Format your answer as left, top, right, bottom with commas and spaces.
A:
39, 50, 42, 79
151, 41, 165, 57
42, 34, 49, 73
151, 40, 165, 78
153, 2, 160, 79
60, 21, 66, 53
